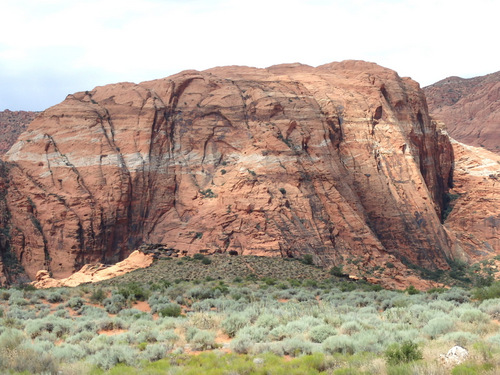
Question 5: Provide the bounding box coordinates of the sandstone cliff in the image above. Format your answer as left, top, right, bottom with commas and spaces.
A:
0, 61, 482, 286
424, 72, 500, 154
0, 110, 38, 155
444, 141, 500, 260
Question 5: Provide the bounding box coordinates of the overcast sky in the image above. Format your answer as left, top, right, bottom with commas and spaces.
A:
1, 0, 499, 111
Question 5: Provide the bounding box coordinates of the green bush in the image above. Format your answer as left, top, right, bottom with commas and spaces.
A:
46, 291, 64, 303
384, 340, 422, 365
302, 254, 314, 265
90, 288, 107, 304
118, 282, 150, 302
472, 281, 500, 301
158, 303, 182, 318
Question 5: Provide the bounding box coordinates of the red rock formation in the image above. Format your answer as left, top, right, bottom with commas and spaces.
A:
0, 110, 38, 155
444, 141, 500, 260
0, 61, 466, 287
424, 72, 500, 154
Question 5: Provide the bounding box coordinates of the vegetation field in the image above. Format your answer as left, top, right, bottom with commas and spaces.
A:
1, 255, 500, 374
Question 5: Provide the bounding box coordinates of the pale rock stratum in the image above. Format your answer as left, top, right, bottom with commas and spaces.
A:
0, 61, 497, 287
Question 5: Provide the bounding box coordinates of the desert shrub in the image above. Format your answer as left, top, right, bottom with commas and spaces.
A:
0, 290, 10, 301
103, 293, 127, 314
384, 340, 422, 365
157, 303, 182, 317
187, 285, 215, 300
191, 299, 216, 312
140, 342, 170, 361
117, 308, 152, 321
309, 324, 337, 343
5, 305, 36, 321
428, 299, 456, 313
35, 304, 51, 319
341, 320, 362, 335
269, 325, 289, 341
250, 342, 285, 356
458, 309, 490, 324
117, 282, 150, 302
222, 313, 248, 337
188, 311, 222, 330
352, 330, 385, 353
46, 290, 64, 303
322, 335, 355, 355
0, 328, 25, 351
441, 331, 480, 347
53, 308, 71, 318
185, 326, 200, 342
237, 326, 269, 343
423, 317, 455, 339
7, 290, 28, 306
157, 329, 179, 343
52, 343, 87, 362
255, 313, 281, 329
478, 298, 500, 317
65, 330, 96, 344
230, 334, 255, 354
438, 288, 470, 303
65, 296, 85, 310
148, 294, 172, 311
158, 317, 181, 330
95, 316, 128, 331
282, 336, 315, 357
90, 288, 107, 304
25, 316, 71, 339
472, 281, 500, 301
189, 330, 216, 350
202, 257, 212, 265
90, 344, 138, 370
294, 290, 316, 302
487, 333, 500, 347
0, 346, 58, 374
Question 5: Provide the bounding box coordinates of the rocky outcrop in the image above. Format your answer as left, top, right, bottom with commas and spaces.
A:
424, 72, 500, 154
0, 61, 464, 286
0, 110, 38, 155
32, 250, 154, 288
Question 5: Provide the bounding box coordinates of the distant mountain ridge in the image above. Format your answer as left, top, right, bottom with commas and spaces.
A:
424, 71, 500, 154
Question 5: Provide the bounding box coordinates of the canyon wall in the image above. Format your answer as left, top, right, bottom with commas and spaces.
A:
0, 61, 485, 286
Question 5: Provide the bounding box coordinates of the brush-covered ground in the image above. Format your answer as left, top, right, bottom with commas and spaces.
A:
1, 254, 500, 374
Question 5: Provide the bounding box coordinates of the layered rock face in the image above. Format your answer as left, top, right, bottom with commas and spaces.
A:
444, 141, 500, 260
0, 61, 460, 285
424, 72, 500, 154
0, 110, 38, 155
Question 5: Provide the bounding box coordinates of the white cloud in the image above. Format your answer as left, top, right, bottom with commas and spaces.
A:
1, 0, 499, 110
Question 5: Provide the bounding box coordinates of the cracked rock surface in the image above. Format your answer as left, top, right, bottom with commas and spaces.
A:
0, 60, 496, 287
